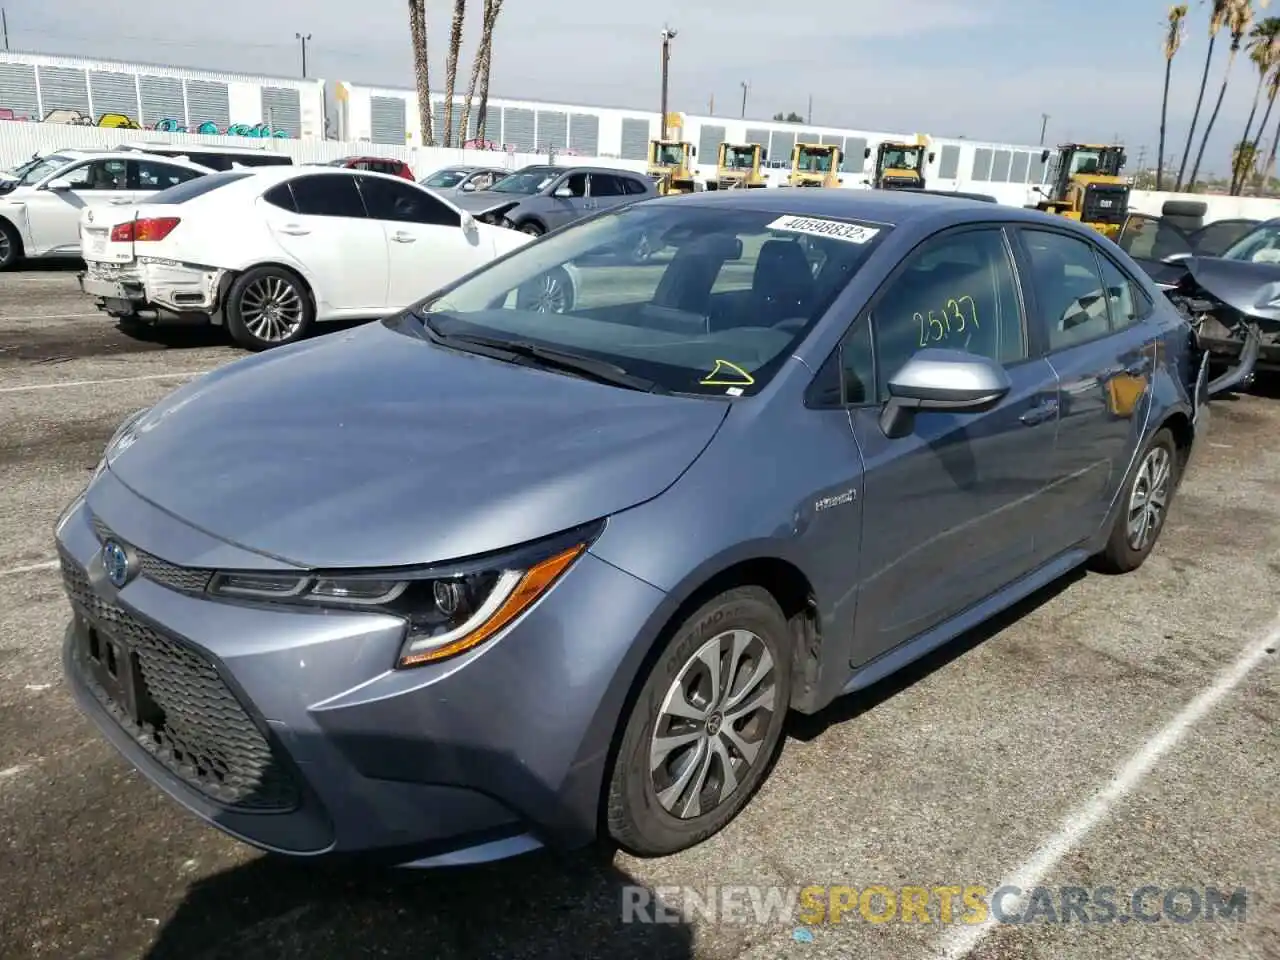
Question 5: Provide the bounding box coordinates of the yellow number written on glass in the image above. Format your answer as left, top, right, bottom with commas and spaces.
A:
916, 295, 978, 347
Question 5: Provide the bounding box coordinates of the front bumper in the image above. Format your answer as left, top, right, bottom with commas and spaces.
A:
56, 475, 667, 865
79, 259, 225, 319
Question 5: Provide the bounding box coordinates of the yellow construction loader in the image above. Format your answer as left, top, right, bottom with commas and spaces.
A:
647, 139, 698, 195
706, 142, 767, 189
1032, 143, 1130, 239
868, 134, 933, 189
787, 142, 842, 187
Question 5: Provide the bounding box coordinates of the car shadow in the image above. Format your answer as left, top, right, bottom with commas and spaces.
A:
787, 569, 1085, 743
12, 256, 85, 272
143, 848, 694, 960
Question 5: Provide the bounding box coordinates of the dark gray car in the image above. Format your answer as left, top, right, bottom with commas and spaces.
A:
451, 163, 657, 236
58, 190, 1225, 870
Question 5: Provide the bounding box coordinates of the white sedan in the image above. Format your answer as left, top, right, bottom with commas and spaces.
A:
77, 166, 572, 351
0, 149, 211, 269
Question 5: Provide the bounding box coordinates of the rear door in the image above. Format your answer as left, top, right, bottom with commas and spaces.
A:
260, 173, 389, 313
27, 157, 136, 256
1013, 226, 1158, 554
355, 174, 493, 309
586, 172, 633, 214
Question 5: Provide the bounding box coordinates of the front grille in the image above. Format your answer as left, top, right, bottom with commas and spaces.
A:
89, 515, 213, 594
1083, 184, 1130, 225
60, 548, 300, 812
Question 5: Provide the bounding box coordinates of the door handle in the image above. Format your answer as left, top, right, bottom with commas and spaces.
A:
1019, 398, 1058, 426
392, 231, 416, 242
277, 224, 310, 236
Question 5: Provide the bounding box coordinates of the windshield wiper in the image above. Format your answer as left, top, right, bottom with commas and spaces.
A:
419, 316, 666, 394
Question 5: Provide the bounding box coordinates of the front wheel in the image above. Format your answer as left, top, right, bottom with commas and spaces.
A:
0, 219, 22, 271
605, 586, 792, 856
1093, 427, 1179, 573
519, 221, 544, 237
225, 265, 315, 351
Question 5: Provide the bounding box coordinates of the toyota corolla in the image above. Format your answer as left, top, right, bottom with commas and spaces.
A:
57, 189, 1218, 867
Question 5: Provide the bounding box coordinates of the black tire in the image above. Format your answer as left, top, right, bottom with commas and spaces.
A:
224, 265, 315, 351
0, 218, 22, 271
518, 221, 544, 237
1093, 427, 1180, 574
515, 265, 574, 313
1162, 199, 1208, 218
606, 586, 792, 857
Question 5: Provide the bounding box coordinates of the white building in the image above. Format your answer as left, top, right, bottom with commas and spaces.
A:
0, 50, 325, 139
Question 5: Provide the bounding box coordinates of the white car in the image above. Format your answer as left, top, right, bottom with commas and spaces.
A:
77, 165, 572, 351
0, 149, 212, 270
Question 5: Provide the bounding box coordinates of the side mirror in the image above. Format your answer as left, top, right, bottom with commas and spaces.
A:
461, 181, 477, 191
1161, 251, 1193, 263
554, 185, 573, 198
1040, 149, 1051, 163
864, 147, 871, 159
761, 149, 768, 162
690, 146, 697, 157
928, 151, 936, 163
879, 349, 1011, 439
45, 178, 73, 191
460, 212, 478, 233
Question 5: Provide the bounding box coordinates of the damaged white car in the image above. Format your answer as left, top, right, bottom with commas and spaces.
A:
78, 166, 577, 351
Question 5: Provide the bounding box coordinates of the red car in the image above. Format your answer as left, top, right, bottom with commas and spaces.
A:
321, 156, 414, 180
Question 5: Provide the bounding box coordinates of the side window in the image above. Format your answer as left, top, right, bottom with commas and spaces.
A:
589, 174, 625, 197
870, 227, 1027, 400
840, 315, 875, 405
1021, 229, 1111, 350
262, 183, 297, 212
132, 160, 202, 191
557, 172, 588, 197
1094, 252, 1150, 330
61, 159, 129, 190
357, 175, 461, 227
622, 177, 648, 195
287, 174, 367, 218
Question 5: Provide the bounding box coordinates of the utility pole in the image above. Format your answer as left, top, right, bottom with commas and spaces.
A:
659, 26, 676, 140
740, 81, 749, 119
295, 32, 311, 78
2, 9, 9, 51
807, 94, 812, 124
708, 93, 714, 115
1039, 113, 1049, 145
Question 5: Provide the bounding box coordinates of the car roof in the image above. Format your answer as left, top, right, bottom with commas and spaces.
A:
217, 165, 469, 216
29, 149, 211, 172
661, 187, 1086, 232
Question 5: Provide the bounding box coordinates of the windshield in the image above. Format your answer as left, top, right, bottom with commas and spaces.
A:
1221, 222, 1280, 263
654, 144, 686, 165
724, 147, 756, 168
14, 154, 73, 186
881, 147, 919, 170
797, 148, 833, 172
489, 169, 557, 194
418, 203, 891, 396
425, 169, 469, 187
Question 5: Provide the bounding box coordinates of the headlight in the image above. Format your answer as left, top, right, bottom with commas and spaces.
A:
207, 520, 603, 668
92, 406, 150, 479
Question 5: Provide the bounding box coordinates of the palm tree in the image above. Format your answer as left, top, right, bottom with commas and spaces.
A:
1231, 15, 1280, 192
1241, 17, 1280, 190
1160, 5, 1189, 190
409, 0, 434, 147
473, 0, 505, 143
1256, 67, 1280, 190
1188, 0, 1255, 191
458, 0, 501, 147
1177, 0, 1232, 191
441, 0, 466, 147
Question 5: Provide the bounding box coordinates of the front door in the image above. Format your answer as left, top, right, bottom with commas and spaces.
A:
1014, 226, 1158, 553
544, 171, 589, 230
28, 157, 136, 256
846, 225, 1062, 666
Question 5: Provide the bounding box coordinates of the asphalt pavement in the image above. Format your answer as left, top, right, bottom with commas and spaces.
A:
0, 265, 1276, 960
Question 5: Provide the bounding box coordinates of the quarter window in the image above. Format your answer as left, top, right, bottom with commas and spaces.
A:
356, 176, 461, 227
869, 227, 1027, 400
1021, 229, 1111, 349
286, 174, 368, 218
589, 174, 625, 197
1094, 252, 1149, 330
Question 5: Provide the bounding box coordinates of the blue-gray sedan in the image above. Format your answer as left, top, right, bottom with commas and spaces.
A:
57, 189, 1220, 868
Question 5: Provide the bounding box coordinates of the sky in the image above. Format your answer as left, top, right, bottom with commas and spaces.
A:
7, 0, 1275, 175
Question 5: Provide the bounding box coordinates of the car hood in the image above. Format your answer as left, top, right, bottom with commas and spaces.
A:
450, 191, 529, 215
1184, 255, 1280, 322
104, 317, 729, 569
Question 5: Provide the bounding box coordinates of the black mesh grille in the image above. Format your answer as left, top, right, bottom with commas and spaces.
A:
1083, 184, 1130, 225
61, 548, 300, 812
89, 515, 213, 594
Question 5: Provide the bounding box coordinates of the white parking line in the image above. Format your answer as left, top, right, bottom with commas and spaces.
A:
0, 560, 58, 577
933, 616, 1279, 960
0, 313, 102, 321
0, 370, 208, 394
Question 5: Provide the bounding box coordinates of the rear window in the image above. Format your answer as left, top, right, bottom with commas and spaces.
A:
147, 172, 253, 204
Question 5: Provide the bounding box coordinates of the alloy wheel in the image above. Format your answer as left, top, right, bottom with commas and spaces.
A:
1127, 445, 1172, 552
240, 276, 305, 343
0, 231, 12, 267
649, 629, 777, 820
527, 271, 568, 313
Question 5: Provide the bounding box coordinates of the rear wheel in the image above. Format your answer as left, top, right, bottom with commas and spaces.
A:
225, 265, 314, 351
605, 586, 791, 856
515, 266, 574, 313
519, 221, 545, 237
0, 219, 22, 271
1093, 427, 1179, 573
